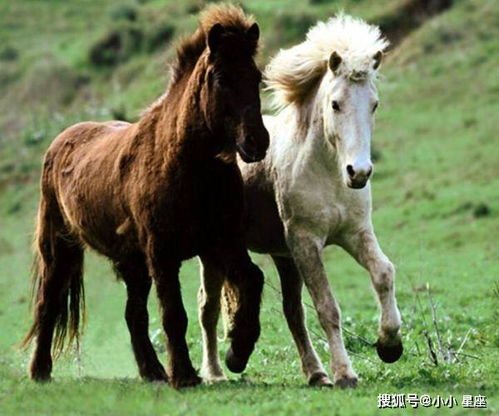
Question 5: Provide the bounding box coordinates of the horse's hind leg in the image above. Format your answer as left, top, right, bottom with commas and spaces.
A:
27, 199, 84, 381
341, 229, 402, 363
114, 255, 167, 382
272, 255, 332, 387
198, 257, 226, 382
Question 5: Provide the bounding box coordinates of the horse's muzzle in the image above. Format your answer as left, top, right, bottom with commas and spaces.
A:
346, 163, 372, 189
347, 177, 370, 189
237, 132, 269, 163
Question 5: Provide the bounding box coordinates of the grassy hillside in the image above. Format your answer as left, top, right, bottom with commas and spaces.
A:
0, 0, 498, 415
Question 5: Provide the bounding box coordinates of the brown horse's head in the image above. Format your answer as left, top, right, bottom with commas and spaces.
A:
199, 10, 269, 163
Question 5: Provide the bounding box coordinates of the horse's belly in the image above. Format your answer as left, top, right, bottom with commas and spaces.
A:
55, 170, 132, 258
244, 184, 288, 256
63, 199, 130, 257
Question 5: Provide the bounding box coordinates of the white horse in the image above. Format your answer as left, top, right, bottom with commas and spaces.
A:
198, 14, 402, 388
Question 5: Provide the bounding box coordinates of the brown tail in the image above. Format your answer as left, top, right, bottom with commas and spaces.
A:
221, 281, 239, 340
21, 195, 85, 357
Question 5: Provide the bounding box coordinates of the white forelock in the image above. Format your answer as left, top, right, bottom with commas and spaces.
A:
265, 14, 389, 107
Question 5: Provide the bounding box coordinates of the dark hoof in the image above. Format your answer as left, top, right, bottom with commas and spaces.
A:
170, 374, 202, 389
309, 372, 333, 387
29, 359, 52, 382
142, 365, 169, 383
225, 347, 248, 374
334, 376, 358, 389
31, 372, 52, 383
376, 340, 403, 363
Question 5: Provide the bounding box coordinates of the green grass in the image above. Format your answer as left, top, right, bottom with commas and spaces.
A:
1, 0, 498, 415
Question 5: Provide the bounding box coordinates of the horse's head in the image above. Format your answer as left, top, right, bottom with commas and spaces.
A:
321, 51, 383, 189
203, 23, 269, 163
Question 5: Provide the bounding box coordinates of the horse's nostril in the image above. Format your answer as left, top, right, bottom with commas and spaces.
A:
346, 165, 355, 178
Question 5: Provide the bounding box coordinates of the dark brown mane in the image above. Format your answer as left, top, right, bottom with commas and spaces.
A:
171, 4, 256, 83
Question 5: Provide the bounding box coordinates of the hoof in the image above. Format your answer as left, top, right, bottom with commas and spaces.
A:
142, 366, 169, 383
202, 374, 228, 384
29, 359, 52, 382
225, 347, 248, 374
30, 372, 52, 383
308, 372, 333, 387
334, 376, 358, 389
170, 374, 202, 389
200, 365, 227, 383
376, 340, 403, 363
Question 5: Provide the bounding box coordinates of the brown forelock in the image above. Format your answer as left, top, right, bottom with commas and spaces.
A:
172, 4, 257, 82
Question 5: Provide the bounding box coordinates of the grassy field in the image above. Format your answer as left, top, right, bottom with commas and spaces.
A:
0, 0, 498, 415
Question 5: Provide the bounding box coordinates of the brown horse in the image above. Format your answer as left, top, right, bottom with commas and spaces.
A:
22, 5, 269, 388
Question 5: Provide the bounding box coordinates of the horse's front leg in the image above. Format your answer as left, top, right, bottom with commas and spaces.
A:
213, 248, 264, 374
286, 227, 358, 388
115, 255, 168, 382
341, 229, 403, 363
146, 245, 201, 388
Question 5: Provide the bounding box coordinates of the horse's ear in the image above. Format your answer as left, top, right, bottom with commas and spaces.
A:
208, 23, 225, 55
247, 23, 260, 42
329, 51, 342, 74
373, 51, 383, 70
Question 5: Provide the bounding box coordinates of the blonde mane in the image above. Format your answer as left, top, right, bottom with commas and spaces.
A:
265, 14, 389, 107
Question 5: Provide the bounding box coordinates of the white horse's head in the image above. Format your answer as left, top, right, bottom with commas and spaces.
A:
321, 51, 383, 189
265, 14, 388, 189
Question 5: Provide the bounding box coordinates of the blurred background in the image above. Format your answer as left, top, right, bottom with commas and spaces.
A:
0, 0, 498, 414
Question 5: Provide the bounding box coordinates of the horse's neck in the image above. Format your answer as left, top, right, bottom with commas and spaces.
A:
139, 71, 221, 162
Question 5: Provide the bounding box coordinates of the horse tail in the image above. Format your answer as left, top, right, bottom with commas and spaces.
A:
21, 185, 85, 358
221, 281, 239, 340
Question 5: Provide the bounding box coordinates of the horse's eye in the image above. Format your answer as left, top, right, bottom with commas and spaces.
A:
332, 101, 340, 112
372, 102, 379, 113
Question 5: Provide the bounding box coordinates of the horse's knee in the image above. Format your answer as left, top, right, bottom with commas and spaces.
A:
372, 261, 395, 294
242, 264, 264, 326
229, 261, 264, 300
